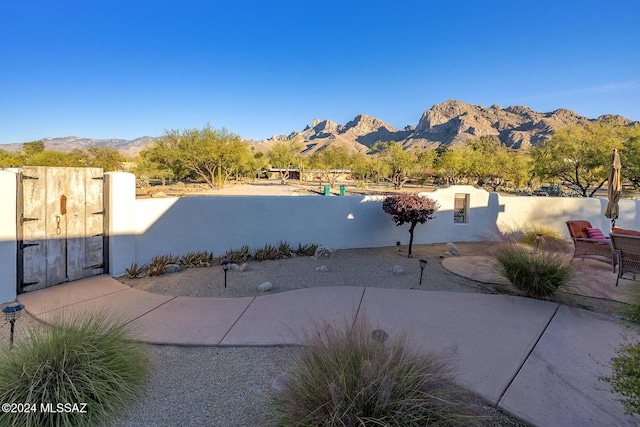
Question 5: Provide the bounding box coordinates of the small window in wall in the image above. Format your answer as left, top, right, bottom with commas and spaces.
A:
454, 193, 469, 223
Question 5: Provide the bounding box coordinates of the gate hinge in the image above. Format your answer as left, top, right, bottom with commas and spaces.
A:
20, 242, 40, 250
21, 175, 39, 180
21, 280, 39, 287
92, 210, 105, 215
92, 233, 104, 237
92, 176, 104, 181
20, 215, 39, 224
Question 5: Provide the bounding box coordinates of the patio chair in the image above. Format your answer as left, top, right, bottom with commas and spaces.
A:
610, 233, 640, 286
566, 220, 616, 271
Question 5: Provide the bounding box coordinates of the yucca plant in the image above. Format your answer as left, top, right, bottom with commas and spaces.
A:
224, 245, 251, 263
271, 318, 482, 426
296, 243, 319, 257
147, 254, 175, 276
278, 241, 292, 258
125, 262, 147, 279
254, 243, 279, 262
494, 243, 575, 298
0, 312, 149, 427
179, 252, 198, 267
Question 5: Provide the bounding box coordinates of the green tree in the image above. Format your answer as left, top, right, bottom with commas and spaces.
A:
24, 150, 85, 167
311, 145, 353, 187
0, 148, 22, 168
267, 137, 304, 182
143, 125, 250, 189
23, 140, 45, 156
619, 127, 640, 190
531, 123, 622, 197
373, 141, 418, 189
84, 147, 126, 171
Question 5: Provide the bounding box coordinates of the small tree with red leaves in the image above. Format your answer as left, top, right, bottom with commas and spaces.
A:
382, 194, 439, 257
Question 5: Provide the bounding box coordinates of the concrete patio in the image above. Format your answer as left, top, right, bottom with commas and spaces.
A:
17, 257, 640, 427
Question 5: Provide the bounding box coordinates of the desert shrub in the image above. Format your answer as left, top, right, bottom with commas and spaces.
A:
0, 312, 149, 427
494, 244, 575, 298
180, 251, 213, 267
296, 243, 319, 257
224, 245, 251, 263
278, 241, 293, 258
600, 335, 640, 415
147, 254, 172, 276
519, 225, 569, 251
254, 243, 279, 262
271, 318, 481, 426
125, 262, 147, 279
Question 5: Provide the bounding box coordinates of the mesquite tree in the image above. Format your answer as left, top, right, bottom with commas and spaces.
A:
382, 194, 438, 257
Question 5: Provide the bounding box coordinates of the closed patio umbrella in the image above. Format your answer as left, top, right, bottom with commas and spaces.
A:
604, 148, 622, 228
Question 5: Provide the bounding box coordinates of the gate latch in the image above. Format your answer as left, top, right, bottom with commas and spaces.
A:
56, 216, 61, 235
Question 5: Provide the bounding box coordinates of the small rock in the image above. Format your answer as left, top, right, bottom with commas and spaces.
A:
239, 263, 250, 272
392, 265, 404, 274
447, 242, 460, 256
314, 246, 335, 258
258, 282, 273, 292
314, 265, 329, 272
230, 263, 240, 271
135, 272, 147, 279
166, 264, 181, 273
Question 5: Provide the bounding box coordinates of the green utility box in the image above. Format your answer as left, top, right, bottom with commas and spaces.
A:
323, 185, 331, 196
339, 185, 346, 196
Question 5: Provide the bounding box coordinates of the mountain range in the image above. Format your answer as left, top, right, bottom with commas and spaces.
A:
3, 100, 637, 156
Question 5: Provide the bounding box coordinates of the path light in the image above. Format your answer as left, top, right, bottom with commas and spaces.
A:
419, 259, 428, 285
534, 233, 543, 253
221, 259, 231, 288
2, 303, 24, 349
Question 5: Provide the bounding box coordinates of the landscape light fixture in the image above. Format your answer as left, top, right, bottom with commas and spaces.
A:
2, 303, 24, 349
222, 259, 231, 288
534, 233, 543, 253
418, 259, 428, 285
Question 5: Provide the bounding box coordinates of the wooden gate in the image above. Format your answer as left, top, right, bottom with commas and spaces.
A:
17, 166, 105, 293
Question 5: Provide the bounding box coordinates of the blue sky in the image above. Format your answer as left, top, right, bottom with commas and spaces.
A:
1, 0, 639, 145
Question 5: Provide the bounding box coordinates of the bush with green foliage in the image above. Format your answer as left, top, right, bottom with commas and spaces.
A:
494, 244, 575, 298
0, 313, 149, 427
271, 318, 481, 426
600, 335, 640, 415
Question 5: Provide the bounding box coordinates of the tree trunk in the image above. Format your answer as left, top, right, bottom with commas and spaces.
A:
408, 222, 417, 257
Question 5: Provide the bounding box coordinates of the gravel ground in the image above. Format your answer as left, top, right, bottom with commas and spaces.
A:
110, 243, 531, 426
12, 242, 607, 426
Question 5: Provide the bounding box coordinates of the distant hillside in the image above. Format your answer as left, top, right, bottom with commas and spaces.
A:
253, 100, 638, 155
3, 101, 637, 156
1, 136, 158, 157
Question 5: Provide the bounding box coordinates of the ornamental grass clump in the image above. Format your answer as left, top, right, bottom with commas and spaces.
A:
271, 318, 481, 426
494, 244, 575, 298
0, 312, 149, 427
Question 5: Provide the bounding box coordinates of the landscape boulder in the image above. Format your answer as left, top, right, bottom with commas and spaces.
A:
166, 264, 181, 274
314, 246, 335, 259
258, 282, 273, 292
392, 265, 404, 274
313, 265, 329, 272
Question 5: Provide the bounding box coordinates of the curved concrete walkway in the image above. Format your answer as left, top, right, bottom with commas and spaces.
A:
17, 270, 639, 427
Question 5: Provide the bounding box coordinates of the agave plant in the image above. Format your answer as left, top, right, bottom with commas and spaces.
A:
125, 262, 148, 279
